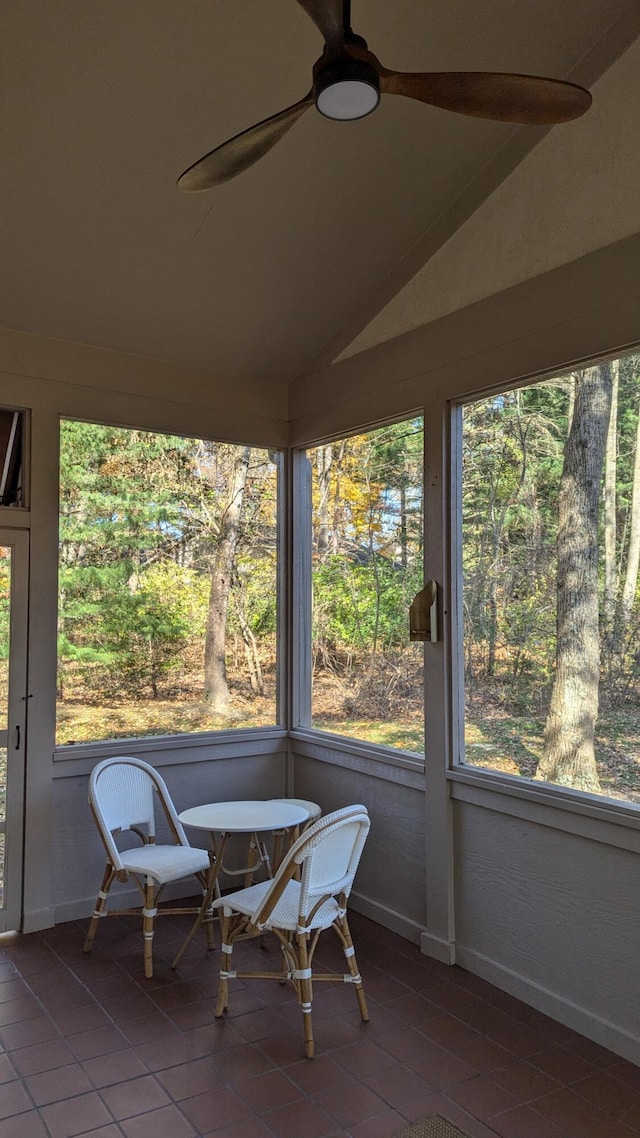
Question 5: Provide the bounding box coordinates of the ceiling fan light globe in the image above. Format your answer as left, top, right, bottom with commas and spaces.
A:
314, 57, 381, 121
317, 79, 379, 120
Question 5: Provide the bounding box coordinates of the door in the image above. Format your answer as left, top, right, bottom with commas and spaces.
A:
0, 530, 28, 932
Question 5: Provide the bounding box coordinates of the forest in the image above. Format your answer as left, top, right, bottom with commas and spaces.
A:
45, 348, 640, 805
462, 355, 639, 802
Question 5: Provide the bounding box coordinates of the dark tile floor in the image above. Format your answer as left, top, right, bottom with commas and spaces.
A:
0, 907, 638, 1138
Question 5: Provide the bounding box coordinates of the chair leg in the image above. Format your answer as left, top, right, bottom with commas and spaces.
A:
271, 829, 284, 874
197, 869, 217, 952
171, 866, 220, 972
83, 864, 116, 954
296, 927, 315, 1059
215, 910, 232, 1017
204, 898, 216, 951
339, 915, 369, 1023
142, 879, 157, 979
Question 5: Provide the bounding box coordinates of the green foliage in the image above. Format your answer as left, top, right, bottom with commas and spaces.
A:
233, 553, 277, 637
57, 420, 278, 722
309, 417, 424, 672
313, 553, 421, 657
0, 555, 11, 662
462, 382, 568, 686
101, 585, 189, 696
462, 363, 640, 711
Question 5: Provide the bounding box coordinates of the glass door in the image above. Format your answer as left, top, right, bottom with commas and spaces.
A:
0, 530, 28, 932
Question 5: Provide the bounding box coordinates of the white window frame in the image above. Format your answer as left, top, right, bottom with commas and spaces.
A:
289, 414, 428, 770
54, 414, 286, 758
447, 367, 640, 830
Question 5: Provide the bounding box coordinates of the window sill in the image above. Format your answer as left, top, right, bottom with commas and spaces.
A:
289, 726, 425, 775
53, 725, 288, 769
448, 765, 640, 847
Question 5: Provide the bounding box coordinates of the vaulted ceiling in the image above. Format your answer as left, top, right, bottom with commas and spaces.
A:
3, 1, 639, 384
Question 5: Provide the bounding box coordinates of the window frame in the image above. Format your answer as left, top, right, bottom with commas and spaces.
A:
291, 412, 428, 766
448, 359, 640, 826
54, 414, 286, 756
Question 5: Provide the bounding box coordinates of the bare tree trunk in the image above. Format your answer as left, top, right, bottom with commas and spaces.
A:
537, 363, 612, 792
315, 445, 332, 559
619, 401, 640, 629
366, 479, 382, 664
487, 550, 499, 677
399, 484, 408, 569
330, 439, 347, 555
233, 576, 264, 695
566, 373, 576, 433
203, 447, 251, 712
603, 360, 619, 631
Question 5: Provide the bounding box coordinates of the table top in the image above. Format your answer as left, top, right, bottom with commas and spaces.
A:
178, 799, 310, 834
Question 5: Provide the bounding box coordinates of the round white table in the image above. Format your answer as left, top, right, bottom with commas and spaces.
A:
180, 799, 309, 837
172, 799, 310, 969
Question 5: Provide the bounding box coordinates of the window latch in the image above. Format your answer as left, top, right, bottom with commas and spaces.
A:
409, 581, 438, 642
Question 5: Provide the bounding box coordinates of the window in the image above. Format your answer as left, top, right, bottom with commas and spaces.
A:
57, 420, 279, 746
459, 352, 640, 805
307, 418, 424, 754
0, 409, 24, 507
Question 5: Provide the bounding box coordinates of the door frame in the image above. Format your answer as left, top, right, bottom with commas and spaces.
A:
0, 528, 29, 932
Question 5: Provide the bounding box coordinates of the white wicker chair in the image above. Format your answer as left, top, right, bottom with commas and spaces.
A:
213, 804, 370, 1058
269, 797, 322, 871
83, 756, 214, 978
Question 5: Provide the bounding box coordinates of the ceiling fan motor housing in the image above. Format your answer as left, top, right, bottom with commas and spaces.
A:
314, 55, 381, 120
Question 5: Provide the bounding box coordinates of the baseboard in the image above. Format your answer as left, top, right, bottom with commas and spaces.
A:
420, 930, 456, 965
54, 880, 198, 926
456, 946, 640, 1067
21, 908, 56, 934
350, 890, 425, 946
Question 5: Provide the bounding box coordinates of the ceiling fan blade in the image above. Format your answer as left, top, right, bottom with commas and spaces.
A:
296, 0, 346, 48
178, 93, 314, 191
378, 69, 591, 124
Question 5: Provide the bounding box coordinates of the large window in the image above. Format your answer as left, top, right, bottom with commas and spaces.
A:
57, 421, 279, 746
308, 418, 424, 754
459, 352, 640, 806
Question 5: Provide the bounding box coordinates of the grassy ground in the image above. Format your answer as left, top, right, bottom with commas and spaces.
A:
56, 692, 276, 744
53, 675, 640, 806
463, 704, 640, 804
312, 714, 424, 752
314, 707, 640, 802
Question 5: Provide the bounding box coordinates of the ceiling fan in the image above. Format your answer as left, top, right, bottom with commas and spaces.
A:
177, 0, 592, 192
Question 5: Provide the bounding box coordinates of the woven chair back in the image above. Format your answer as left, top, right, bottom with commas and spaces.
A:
250, 805, 369, 927
298, 810, 369, 911
88, 756, 187, 871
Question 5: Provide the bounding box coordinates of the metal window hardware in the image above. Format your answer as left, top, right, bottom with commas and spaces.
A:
409, 580, 438, 642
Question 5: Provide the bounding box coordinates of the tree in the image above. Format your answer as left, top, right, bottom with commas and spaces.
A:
462, 386, 565, 686
308, 420, 425, 734
603, 359, 619, 629
58, 423, 278, 734
58, 424, 195, 699
619, 397, 640, 630
315, 444, 333, 560
310, 421, 423, 667
537, 362, 612, 792
203, 446, 251, 712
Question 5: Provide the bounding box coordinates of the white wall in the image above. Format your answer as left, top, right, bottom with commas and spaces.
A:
291, 742, 428, 942
52, 743, 289, 923
287, 232, 640, 1064
339, 37, 640, 360
0, 326, 288, 447
0, 328, 289, 932
452, 784, 640, 1063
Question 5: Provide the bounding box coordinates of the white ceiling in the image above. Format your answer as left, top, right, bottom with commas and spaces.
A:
2, 1, 639, 383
